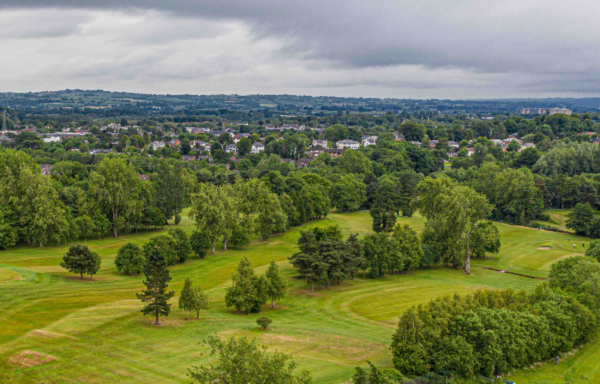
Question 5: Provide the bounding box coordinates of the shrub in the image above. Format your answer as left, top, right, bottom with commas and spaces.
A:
256, 316, 272, 330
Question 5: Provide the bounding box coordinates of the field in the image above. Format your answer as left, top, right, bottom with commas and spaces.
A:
0, 210, 597, 383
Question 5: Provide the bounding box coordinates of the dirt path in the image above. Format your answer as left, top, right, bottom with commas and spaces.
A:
474, 266, 547, 281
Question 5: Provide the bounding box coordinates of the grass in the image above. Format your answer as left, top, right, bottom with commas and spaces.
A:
0, 210, 596, 383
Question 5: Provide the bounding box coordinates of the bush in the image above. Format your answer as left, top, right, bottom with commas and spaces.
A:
115, 242, 144, 275
190, 230, 210, 258
256, 316, 272, 330
174, 214, 182, 225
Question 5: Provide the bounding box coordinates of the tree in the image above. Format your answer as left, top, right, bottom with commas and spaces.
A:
169, 228, 192, 263
180, 138, 191, 155
239, 179, 286, 241
265, 261, 286, 308
115, 242, 145, 275
75, 215, 94, 242
289, 231, 327, 294
188, 336, 312, 384
237, 137, 252, 156
179, 277, 195, 320
153, 160, 186, 223
416, 178, 492, 274
136, 247, 175, 325
586, 240, 600, 262
343, 234, 364, 280
392, 224, 423, 272
225, 257, 268, 314
92, 210, 111, 239
567, 203, 595, 235
353, 362, 402, 384
190, 230, 210, 258
470, 221, 501, 258
190, 183, 226, 253
370, 178, 400, 233
60, 243, 101, 279
90, 158, 141, 237
257, 316, 272, 330
330, 174, 366, 212
0, 206, 18, 250
338, 149, 371, 174
192, 287, 210, 319
143, 234, 178, 265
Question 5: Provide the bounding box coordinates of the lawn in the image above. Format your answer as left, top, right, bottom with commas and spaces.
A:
0, 210, 596, 383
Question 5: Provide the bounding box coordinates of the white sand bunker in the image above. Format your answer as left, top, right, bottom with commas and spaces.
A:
537, 246, 551, 250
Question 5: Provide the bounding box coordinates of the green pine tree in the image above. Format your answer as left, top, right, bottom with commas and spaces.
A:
136, 247, 175, 325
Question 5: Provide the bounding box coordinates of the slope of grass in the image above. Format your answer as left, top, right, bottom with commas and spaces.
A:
0, 210, 595, 383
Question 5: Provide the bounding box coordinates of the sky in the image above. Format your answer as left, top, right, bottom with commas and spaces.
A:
0, 0, 599, 99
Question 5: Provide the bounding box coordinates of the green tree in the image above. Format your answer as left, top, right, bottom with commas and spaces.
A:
225, 257, 268, 314
239, 179, 286, 241
75, 215, 94, 242
192, 287, 210, 319
471, 221, 501, 258
179, 277, 195, 320
567, 203, 595, 235
190, 183, 226, 253
180, 138, 191, 155
168, 227, 192, 263
585, 240, 600, 262
143, 234, 178, 265
115, 242, 145, 275
338, 149, 371, 174
256, 316, 272, 330
190, 229, 210, 258
90, 158, 141, 237
136, 247, 175, 325
92, 210, 111, 239
370, 178, 400, 232
330, 174, 366, 212
237, 137, 252, 156
392, 224, 423, 272
153, 160, 186, 223
265, 260, 286, 308
0, 206, 18, 250
188, 336, 312, 384
289, 231, 326, 294
60, 243, 101, 279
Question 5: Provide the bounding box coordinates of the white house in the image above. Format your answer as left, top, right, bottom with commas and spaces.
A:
42, 136, 61, 143
362, 136, 378, 147
312, 139, 328, 148
251, 142, 265, 154
335, 140, 360, 150
151, 141, 165, 150
225, 144, 237, 153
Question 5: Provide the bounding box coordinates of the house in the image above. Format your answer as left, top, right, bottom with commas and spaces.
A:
467, 147, 475, 156
410, 141, 422, 147
197, 155, 213, 162
428, 140, 439, 149
519, 143, 536, 152
448, 141, 459, 149
140, 174, 151, 181
151, 141, 165, 150
42, 136, 61, 143
40, 164, 52, 176
296, 158, 313, 168
168, 139, 181, 147
325, 148, 345, 158
234, 133, 251, 143
312, 139, 328, 148
191, 140, 205, 148
251, 142, 265, 154
306, 147, 327, 158
594, 138, 600, 145
363, 136, 378, 147
182, 155, 197, 162
394, 132, 405, 141
335, 140, 360, 150
225, 144, 237, 153
279, 158, 296, 164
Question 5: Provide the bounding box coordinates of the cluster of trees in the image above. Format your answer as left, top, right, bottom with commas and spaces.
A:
415, 178, 500, 273
289, 225, 364, 294
224, 258, 286, 314
566, 203, 600, 237
391, 256, 600, 379
178, 277, 210, 320
0, 150, 201, 249
361, 225, 423, 278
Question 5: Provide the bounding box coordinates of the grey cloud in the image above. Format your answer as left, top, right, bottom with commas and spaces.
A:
1, 0, 600, 96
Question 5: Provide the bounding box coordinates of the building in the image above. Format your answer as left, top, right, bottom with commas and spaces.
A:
181, 155, 197, 162
168, 139, 181, 147
548, 108, 573, 116
362, 136, 378, 147
335, 140, 360, 150
42, 136, 61, 143
312, 139, 328, 148
325, 148, 345, 158
140, 174, 151, 181
251, 142, 265, 154
151, 141, 165, 150
40, 164, 52, 176
225, 144, 237, 153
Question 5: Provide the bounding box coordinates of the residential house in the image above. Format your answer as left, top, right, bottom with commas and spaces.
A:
335, 140, 360, 150
197, 155, 213, 162
140, 174, 151, 181
251, 142, 265, 154
168, 139, 181, 147
428, 140, 439, 149
306, 147, 326, 158
312, 139, 328, 148
182, 155, 197, 162
325, 149, 345, 158
297, 158, 313, 168
225, 144, 237, 153
410, 141, 422, 147
234, 133, 251, 143
151, 141, 165, 150
363, 136, 378, 147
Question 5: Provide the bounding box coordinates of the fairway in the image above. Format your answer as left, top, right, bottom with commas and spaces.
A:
0, 211, 596, 383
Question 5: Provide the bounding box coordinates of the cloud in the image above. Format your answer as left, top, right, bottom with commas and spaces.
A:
0, 1, 599, 97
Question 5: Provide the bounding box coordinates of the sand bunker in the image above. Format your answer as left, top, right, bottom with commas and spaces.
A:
537, 246, 551, 250
7, 350, 56, 368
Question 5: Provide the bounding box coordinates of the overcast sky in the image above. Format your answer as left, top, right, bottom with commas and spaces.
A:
0, 0, 598, 99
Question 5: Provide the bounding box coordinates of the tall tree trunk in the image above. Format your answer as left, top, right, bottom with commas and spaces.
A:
80, 273, 83, 279
272, 300, 276, 308
155, 313, 160, 325
465, 232, 471, 275
186, 310, 189, 320
223, 239, 227, 251
212, 240, 215, 254
326, 280, 330, 289
196, 311, 200, 319
311, 281, 314, 295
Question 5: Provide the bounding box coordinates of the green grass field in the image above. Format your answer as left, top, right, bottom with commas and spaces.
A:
0, 210, 597, 383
